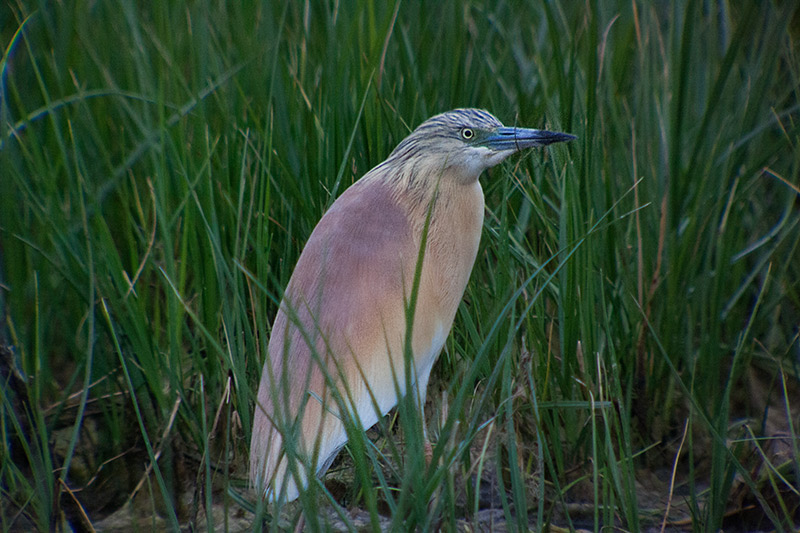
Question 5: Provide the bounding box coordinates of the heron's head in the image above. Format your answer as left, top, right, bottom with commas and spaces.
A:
386, 108, 576, 183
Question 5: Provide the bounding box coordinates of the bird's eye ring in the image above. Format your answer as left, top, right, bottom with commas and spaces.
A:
460, 127, 474, 140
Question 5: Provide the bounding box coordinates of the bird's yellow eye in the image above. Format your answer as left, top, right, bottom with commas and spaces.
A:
460, 128, 474, 140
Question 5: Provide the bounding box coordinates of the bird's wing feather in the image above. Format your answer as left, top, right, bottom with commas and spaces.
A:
250, 178, 417, 500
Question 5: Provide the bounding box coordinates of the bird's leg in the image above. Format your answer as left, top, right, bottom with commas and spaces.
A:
410, 375, 436, 467
420, 412, 434, 465
415, 386, 438, 468
424, 440, 434, 465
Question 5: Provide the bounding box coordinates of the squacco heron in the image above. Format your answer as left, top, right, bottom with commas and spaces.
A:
250, 108, 575, 502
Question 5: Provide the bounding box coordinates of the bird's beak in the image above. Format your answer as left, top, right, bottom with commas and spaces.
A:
483, 127, 576, 152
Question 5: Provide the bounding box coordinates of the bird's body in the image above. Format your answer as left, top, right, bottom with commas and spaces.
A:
250, 109, 574, 501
